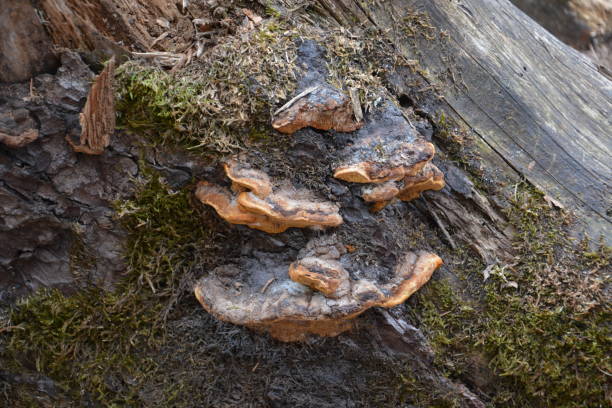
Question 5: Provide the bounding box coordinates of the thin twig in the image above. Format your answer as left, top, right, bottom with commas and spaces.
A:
260, 278, 276, 294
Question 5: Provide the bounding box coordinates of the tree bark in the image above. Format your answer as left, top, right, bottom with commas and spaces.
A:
0, 0, 610, 407
313, 0, 611, 245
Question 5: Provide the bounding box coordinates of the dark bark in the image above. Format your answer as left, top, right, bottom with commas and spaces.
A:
0, 1, 609, 407
0, 2, 59, 82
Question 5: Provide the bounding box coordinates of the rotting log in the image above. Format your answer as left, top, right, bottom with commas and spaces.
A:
0, 0, 610, 406
0, 2, 59, 82
310, 0, 611, 247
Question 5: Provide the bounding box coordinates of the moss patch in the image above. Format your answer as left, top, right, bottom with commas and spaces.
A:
2, 166, 231, 405
115, 20, 299, 154
409, 183, 611, 407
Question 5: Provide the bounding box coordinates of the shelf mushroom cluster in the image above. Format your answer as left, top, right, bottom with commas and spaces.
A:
193, 88, 447, 341
195, 235, 443, 341
195, 159, 343, 234
333, 102, 445, 211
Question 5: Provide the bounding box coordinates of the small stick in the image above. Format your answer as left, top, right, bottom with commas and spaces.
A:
273, 86, 320, 116
261, 277, 276, 294
425, 198, 457, 250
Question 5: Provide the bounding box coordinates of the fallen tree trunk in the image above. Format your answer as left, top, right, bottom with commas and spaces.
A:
313, 0, 611, 244
0, 1, 609, 407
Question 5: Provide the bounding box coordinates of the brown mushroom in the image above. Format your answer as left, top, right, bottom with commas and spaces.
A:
237, 190, 343, 230
196, 160, 343, 233
288, 257, 349, 298
362, 181, 400, 203
333, 138, 435, 183
396, 162, 445, 202
194, 235, 442, 342
0, 129, 39, 148
332, 103, 436, 183
272, 85, 363, 134
195, 181, 291, 233
223, 159, 272, 198
360, 163, 446, 212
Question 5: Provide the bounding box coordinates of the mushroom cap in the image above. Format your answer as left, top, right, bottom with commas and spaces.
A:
362, 181, 400, 202
195, 181, 260, 225
396, 163, 445, 202
288, 257, 350, 298
194, 244, 442, 342
195, 181, 287, 233
333, 139, 435, 183
223, 159, 272, 198
272, 85, 363, 134
237, 190, 343, 229
196, 160, 343, 233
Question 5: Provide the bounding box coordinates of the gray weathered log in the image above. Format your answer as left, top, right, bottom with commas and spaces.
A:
312, 0, 611, 244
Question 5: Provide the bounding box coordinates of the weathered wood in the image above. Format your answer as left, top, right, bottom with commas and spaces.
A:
0, 1, 59, 82
38, 0, 180, 53
316, 0, 612, 244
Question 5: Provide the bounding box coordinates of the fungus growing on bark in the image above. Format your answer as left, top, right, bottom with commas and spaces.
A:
288, 257, 349, 297
194, 235, 442, 341
271, 85, 363, 134
333, 138, 435, 183
332, 103, 436, 183
196, 159, 343, 233
361, 163, 446, 211
237, 190, 343, 230
66, 56, 115, 155
332, 102, 445, 210
362, 181, 401, 203
0, 128, 39, 148
223, 159, 272, 197
195, 181, 283, 233
396, 162, 445, 202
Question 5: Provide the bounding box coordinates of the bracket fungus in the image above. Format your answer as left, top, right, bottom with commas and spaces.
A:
271, 85, 363, 134
333, 103, 445, 210
196, 159, 343, 233
333, 103, 436, 183
0, 128, 39, 148
362, 162, 446, 211
194, 236, 443, 341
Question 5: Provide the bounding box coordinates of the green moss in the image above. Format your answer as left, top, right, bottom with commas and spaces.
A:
116, 20, 300, 154
411, 183, 611, 407
3, 166, 225, 405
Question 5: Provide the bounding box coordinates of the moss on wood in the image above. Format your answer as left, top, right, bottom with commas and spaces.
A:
2, 165, 230, 405
409, 183, 611, 407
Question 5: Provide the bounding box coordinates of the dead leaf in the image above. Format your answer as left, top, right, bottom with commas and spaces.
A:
482, 264, 495, 281
504, 281, 519, 289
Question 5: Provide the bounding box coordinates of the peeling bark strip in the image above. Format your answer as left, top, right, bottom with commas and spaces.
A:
0, 129, 39, 148
67, 57, 115, 155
